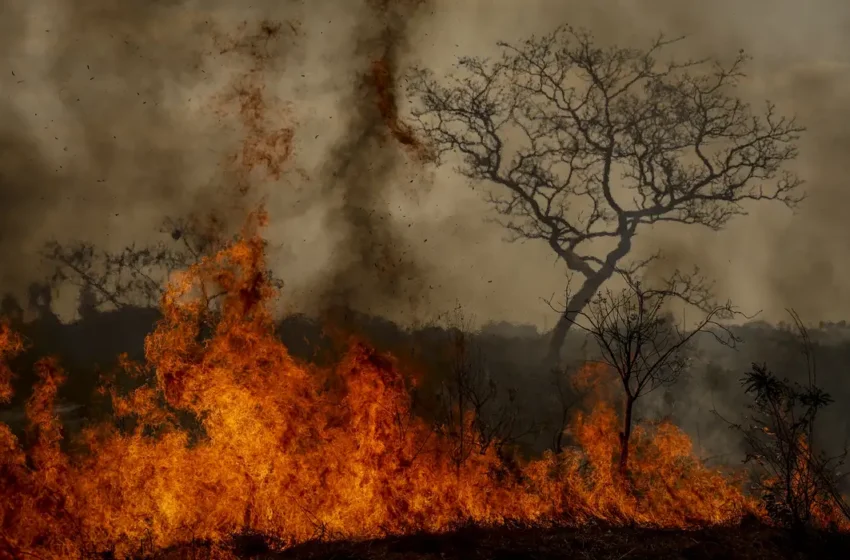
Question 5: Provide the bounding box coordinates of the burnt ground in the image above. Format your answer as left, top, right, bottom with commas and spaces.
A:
150, 522, 850, 560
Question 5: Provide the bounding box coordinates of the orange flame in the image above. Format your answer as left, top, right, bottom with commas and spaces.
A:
1, 211, 775, 558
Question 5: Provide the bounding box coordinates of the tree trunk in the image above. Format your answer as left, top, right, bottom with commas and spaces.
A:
544, 270, 613, 369
619, 396, 635, 477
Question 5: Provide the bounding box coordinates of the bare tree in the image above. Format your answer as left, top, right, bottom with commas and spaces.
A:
435, 304, 536, 472
406, 25, 803, 367
548, 363, 587, 455
42, 214, 283, 315
563, 272, 739, 476
42, 216, 230, 311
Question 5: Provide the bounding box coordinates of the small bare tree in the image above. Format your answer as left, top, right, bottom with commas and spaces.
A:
407, 25, 804, 366
435, 305, 536, 472
562, 271, 738, 476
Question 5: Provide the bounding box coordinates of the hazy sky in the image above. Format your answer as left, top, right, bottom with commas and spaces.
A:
2, 0, 849, 328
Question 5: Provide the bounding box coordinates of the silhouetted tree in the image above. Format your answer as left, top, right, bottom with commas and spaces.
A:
407, 25, 804, 366
435, 305, 536, 471
42, 214, 282, 314
564, 272, 738, 476
42, 215, 229, 310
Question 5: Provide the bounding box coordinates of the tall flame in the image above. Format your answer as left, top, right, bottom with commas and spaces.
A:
0, 211, 789, 559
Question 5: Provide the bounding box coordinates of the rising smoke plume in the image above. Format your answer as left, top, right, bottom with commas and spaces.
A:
0, 0, 302, 314
314, 0, 436, 324
0, 0, 443, 324
2, 0, 849, 328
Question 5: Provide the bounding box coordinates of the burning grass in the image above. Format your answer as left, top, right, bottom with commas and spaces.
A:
0, 211, 845, 559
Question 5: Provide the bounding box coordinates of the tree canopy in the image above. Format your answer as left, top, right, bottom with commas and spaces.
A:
407, 25, 804, 365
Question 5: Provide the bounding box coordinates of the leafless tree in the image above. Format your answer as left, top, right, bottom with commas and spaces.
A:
435, 304, 536, 472
42, 215, 283, 316
548, 364, 587, 455
42, 216, 229, 311
406, 25, 804, 367
562, 271, 739, 476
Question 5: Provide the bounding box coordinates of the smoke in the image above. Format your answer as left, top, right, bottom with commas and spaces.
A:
0, 0, 304, 312
2, 0, 850, 329
307, 0, 436, 324
0, 0, 445, 323
401, 0, 850, 327
761, 64, 850, 321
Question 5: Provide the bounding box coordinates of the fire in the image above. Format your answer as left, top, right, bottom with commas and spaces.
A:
1, 211, 775, 558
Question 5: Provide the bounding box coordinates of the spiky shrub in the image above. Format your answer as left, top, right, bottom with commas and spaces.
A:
735, 362, 849, 529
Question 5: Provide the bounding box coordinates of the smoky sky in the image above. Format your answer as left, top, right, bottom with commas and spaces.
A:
403, 0, 850, 327
0, 0, 297, 304
308, 0, 436, 322
3, 0, 850, 328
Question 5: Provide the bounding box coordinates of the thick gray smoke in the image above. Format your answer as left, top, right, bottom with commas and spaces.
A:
0, 0, 444, 324
312, 0, 436, 321
2, 0, 850, 329
0, 0, 303, 313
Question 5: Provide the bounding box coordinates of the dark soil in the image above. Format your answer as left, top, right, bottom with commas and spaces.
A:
150, 522, 850, 560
